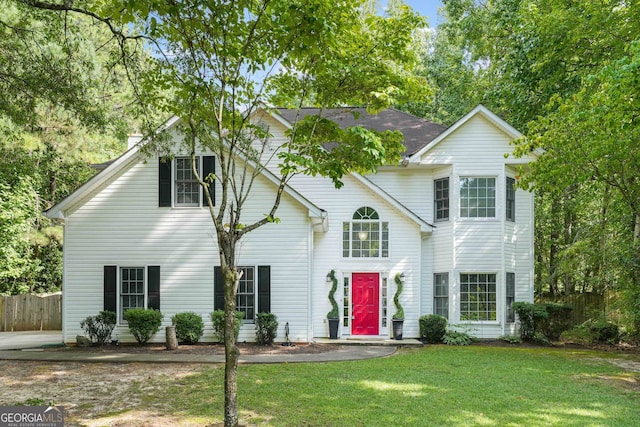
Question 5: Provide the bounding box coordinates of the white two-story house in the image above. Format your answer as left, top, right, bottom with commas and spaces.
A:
46, 105, 535, 343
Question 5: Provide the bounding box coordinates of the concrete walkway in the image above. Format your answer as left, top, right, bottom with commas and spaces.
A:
0, 330, 63, 350
0, 345, 398, 364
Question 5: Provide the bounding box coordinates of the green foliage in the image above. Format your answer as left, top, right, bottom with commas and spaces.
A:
536, 303, 573, 341
443, 330, 474, 346
210, 310, 243, 343
512, 302, 548, 341
171, 312, 204, 344
392, 273, 404, 320
562, 319, 620, 345
498, 335, 522, 345
327, 270, 339, 319
123, 308, 163, 344
255, 312, 278, 346
419, 314, 447, 343
80, 311, 116, 345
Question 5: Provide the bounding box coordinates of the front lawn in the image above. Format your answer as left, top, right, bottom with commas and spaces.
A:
132, 345, 639, 426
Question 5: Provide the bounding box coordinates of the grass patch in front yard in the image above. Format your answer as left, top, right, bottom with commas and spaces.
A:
134, 346, 639, 426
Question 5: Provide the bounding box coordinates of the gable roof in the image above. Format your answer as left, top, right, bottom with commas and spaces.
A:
44, 116, 327, 230
409, 104, 523, 162
275, 107, 446, 156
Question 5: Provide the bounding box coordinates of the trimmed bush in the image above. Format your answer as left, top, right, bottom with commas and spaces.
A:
255, 312, 278, 345
171, 312, 204, 344
124, 308, 163, 344
589, 320, 620, 344
536, 303, 573, 341
419, 314, 447, 343
80, 311, 116, 345
498, 335, 522, 344
513, 302, 548, 341
443, 330, 474, 346
210, 310, 244, 342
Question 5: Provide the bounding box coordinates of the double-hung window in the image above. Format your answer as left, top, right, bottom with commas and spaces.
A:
506, 177, 516, 222
434, 178, 450, 221
460, 273, 497, 321
236, 266, 255, 322
433, 273, 449, 319
158, 156, 215, 208
343, 207, 389, 258
460, 177, 496, 218
120, 267, 145, 322
175, 157, 200, 207
213, 265, 271, 324
506, 272, 515, 323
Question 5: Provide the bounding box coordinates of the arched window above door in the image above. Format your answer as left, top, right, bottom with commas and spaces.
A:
343, 207, 389, 258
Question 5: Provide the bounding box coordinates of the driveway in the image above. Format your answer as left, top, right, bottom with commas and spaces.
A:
0, 330, 62, 350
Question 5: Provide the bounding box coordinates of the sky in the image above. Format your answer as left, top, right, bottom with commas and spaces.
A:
381, 1, 444, 27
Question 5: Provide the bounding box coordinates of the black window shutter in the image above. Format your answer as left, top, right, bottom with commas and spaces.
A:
202, 156, 216, 206
159, 158, 172, 207
103, 265, 117, 312
214, 266, 224, 310
147, 266, 161, 310
257, 265, 271, 313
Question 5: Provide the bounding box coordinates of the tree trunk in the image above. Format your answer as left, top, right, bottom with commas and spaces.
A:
223, 263, 240, 427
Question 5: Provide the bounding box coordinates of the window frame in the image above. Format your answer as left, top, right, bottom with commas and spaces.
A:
174, 156, 201, 207
119, 266, 147, 324
506, 272, 515, 323
434, 177, 450, 222
506, 177, 516, 222
459, 273, 497, 321
459, 177, 497, 218
433, 273, 449, 319
342, 207, 389, 258
236, 266, 256, 323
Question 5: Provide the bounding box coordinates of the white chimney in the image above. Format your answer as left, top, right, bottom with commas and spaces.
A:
127, 133, 143, 150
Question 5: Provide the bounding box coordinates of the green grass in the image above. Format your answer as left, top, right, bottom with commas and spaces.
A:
138, 346, 639, 426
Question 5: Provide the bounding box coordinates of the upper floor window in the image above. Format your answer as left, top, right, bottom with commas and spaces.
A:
159, 156, 215, 208
460, 177, 496, 218
434, 178, 449, 221
343, 207, 389, 258
175, 157, 200, 207
506, 177, 516, 222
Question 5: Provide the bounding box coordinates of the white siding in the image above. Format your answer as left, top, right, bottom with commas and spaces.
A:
63, 154, 313, 344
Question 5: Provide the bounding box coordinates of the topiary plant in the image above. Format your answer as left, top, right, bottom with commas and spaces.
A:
171, 311, 204, 344
392, 272, 404, 319
327, 269, 339, 319
123, 308, 163, 344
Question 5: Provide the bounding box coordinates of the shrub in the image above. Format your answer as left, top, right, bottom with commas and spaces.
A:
589, 320, 620, 344
210, 310, 244, 342
255, 312, 279, 345
443, 330, 474, 346
536, 303, 573, 341
419, 314, 447, 343
512, 302, 548, 341
124, 308, 163, 344
171, 312, 204, 344
80, 311, 116, 345
498, 335, 522, 344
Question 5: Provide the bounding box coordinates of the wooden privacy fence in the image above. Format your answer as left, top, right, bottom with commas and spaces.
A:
0, 293, 62, 331
535, 292, 609, 325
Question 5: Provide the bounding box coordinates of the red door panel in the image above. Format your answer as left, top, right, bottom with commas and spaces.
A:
352, 273, 379, 335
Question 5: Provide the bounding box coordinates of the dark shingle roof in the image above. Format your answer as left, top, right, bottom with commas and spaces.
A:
275, 107, 446, 156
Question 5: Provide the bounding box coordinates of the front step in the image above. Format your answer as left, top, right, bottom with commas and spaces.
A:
314, 337, 422, 347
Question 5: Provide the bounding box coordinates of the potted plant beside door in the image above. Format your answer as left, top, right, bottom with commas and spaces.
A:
327, 270, 340, 339
392, 272, 405, 340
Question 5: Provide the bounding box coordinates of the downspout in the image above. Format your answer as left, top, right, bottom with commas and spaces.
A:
307, 219, 314, 342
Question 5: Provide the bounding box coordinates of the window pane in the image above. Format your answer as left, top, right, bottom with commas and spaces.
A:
460, 273, 496, 321
435, 178, 450, 221
175, 157, 199, 207
120, 267, 145, 322
460, 177, 496, 218
236, 267, 256, 322
434, 273, 449, 319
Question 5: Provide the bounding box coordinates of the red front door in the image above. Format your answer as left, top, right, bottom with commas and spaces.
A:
352, 273, 380, 335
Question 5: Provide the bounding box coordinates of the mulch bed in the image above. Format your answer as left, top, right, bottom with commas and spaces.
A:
50, 342, 341, 355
